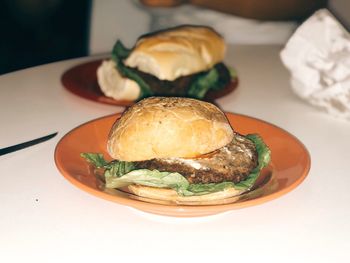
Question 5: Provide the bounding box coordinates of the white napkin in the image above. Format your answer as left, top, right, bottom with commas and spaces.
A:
280, 9, 350, 121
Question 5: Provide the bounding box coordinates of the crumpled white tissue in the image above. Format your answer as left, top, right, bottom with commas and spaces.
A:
280, 9, 350, 121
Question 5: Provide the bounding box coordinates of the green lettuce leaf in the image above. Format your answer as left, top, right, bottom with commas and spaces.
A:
105, 169, 193, 196
234, 134, 271, 190
104, 161, 136, 178
81, 134, 270, 196
80, 153, 136, 177
111, 41, 153, 98
187, 68, 219, 99
228, 66, 238, 79
104, 167, 239, 196
80, 153, 108, 168
112, 40, 130, 59
187, 63, 233, 99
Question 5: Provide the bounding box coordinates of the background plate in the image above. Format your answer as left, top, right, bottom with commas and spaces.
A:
61, 59, 238, 106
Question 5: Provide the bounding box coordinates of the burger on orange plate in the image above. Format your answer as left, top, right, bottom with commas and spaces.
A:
97, 25, 237, 102
81, 97, 270, 204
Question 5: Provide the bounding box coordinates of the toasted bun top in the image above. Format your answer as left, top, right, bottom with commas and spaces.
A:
108, 97, 234, 161
124, 25, 226, 81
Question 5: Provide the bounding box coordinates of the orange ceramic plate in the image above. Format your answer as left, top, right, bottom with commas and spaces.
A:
54, 113, 310, 217
61, 60, 238, 106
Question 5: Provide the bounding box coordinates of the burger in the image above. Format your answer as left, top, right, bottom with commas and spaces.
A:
97, 25, 236, 101
81, 97, 271, 204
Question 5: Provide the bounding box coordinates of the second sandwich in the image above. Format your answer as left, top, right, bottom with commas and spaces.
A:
97, 25, 235, 101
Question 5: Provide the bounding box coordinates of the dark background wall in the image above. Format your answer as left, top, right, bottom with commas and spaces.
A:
1, 0, 348, 76
0, 0, 91, 75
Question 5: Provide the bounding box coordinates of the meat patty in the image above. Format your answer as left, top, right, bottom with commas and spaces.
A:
135, 133, 258, 184
131, 63, 231, 96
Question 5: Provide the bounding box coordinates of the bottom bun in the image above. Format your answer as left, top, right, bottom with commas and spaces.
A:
127, 184, 247, 205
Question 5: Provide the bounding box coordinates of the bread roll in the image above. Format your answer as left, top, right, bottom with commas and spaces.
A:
125, 26, 226, 81
97, 60, 140, 100
107, 97, 234, 161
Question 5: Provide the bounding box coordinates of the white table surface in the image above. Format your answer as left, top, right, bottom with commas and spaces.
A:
1, 45, 349, 262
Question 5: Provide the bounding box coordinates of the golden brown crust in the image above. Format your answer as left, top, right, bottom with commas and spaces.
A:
107, 97, 234, 161
124, 25, 226, 81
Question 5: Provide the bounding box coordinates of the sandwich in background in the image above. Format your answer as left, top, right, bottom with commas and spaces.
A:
97, 25, 237, 101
